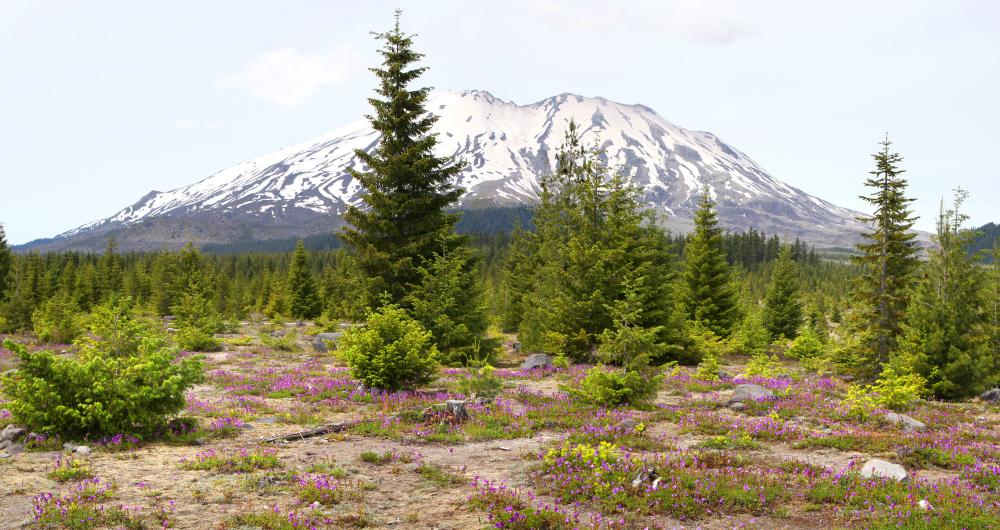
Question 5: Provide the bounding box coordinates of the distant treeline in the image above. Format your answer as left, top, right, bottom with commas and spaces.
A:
969, 222, 999, 263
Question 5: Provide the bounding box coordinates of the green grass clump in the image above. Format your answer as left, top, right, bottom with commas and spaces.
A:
697, 432, 762, 450
47, 458, 94, 483
415, 463, 465, 488
358, 450, 395, 465
180, 448, 282, 474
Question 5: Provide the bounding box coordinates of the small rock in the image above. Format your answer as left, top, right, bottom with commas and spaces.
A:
729, 402, 747, 412
728, 384, 775, 404
981, 388, 1000, 403
520, 354, 554, 370
63, 442, 79, 452
0, 425, 26, 443
310, 501, 321, 510
718, 370, 732, 380
918, 499, 932, 511
651, 476, 661, 489
257, 417, 279, 425
74, 445, 91, 456
240, 424, 256, 430
883, 412, 926, 433
860, 458, 908, 481
614, 418, 640, 432
192, 438, 207, 446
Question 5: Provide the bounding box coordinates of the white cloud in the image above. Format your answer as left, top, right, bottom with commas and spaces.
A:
170, 118, 224, 130
170, 118, 197, 129
532, 0, 755, 46
220, 46, 363, 106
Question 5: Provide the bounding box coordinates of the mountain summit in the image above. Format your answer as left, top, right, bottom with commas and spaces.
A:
38, 90, 864, 251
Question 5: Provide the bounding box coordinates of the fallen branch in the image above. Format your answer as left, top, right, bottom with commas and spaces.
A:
261, 420, 360, 443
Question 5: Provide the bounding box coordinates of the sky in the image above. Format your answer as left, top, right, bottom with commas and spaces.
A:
1, 0, 998, 244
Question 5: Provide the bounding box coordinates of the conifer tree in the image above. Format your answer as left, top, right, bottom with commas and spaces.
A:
762, 245, 803, 339
405, 236, 489, 363
340, 11, 463, 305
0, 223, 10, 301
287, 240, 321, 320
496, 226, 538, 332
896, 192, 993, 399
682, 190, 739, 337
518, 122, 685, 361
990, 240, 1000, 365
852, 137, 920, 373
321, 251, 369, 321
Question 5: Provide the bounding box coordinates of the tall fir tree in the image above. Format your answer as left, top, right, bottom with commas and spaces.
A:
340, 11, 464, 306
762, 245, 803, 340
851, 136, 920, 375
896, 192, 993, 399
682, 190, 739, 338
0, 223, 10, 302
287, 240, 321, 320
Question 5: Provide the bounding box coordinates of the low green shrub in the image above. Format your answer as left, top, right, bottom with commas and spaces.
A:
338, 305, 438, 392
1, 337, 203, 437
568, 364, 661, 407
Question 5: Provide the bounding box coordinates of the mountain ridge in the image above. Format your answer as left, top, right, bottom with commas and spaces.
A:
22, 89, 867, 252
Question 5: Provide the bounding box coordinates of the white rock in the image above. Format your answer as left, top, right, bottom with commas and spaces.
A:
917, 499, 932, 511
74, 446, 91, 456
883, 412, 925, 433
860, 458, 907, 481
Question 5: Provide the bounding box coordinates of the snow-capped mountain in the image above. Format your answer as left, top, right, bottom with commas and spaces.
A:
39, 90, 865, 251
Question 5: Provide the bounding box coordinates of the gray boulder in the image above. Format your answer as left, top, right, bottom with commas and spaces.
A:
0, 439, 24, 457
520, 354, 554, 370
74, 445, 91, 456
728, 384, 775, 404
0, 425, 26, 443
883, 412, 925, 433
981, 388, 1000, 403
614, 418, 640, 432
860, 458, 907, 481
312, 332, 342, 353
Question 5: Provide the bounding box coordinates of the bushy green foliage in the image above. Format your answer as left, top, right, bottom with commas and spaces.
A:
406, 240, 489, 363
786, 326, 825, 360
695, 350, 722, 382
762, 246, 803, 340
172, 280, 222, 352
338, 305, 438, 391
569, 365, 661, 407
871, 365, 926, 411
896, 192, 994, 399
841, 384, 878, 421
32, 291, 84, 344
77, 297, 166, 357
1, 338, 203, 437
728, 309, 771, 357
744, 350, 784, 378
514, 123, 686, 362
686, 321, 728, 364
